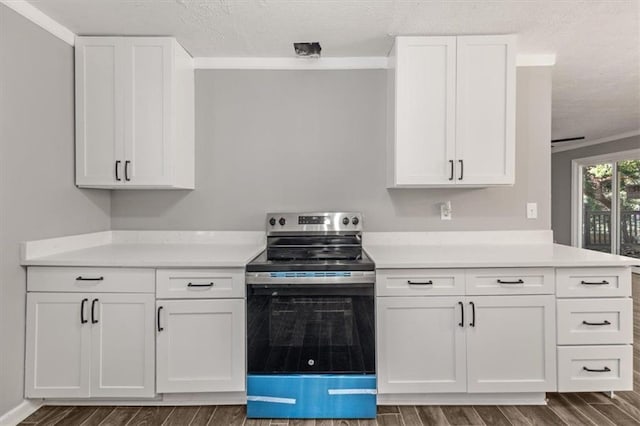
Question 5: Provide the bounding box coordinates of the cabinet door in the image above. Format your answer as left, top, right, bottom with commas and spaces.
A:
156, 299, 246, 393
123, 38, 173, 186
456, 35, 516, 185
75, 37, 125, 187
25, 293, 91, 398
377, 297, 466, 394
90, 294, 155, 398
466, 295, 556, 392
393, 37, 456, 186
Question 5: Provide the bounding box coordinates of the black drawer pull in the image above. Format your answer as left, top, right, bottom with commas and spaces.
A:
497, 279, 524, 284
187, 282, 214, 288
407, 280, 433, 285
76, 276, 104, 281
115, 160, 121, 181
583, 366, 611, 373
125, 160, 131, 181
458, 301, 464, 327
157, 306, 164, 332
449, 160, 454, 181
91, 298, 99, 324
582, 320, 611, 326
80, 298, 88, 324
580, 280, 609, 285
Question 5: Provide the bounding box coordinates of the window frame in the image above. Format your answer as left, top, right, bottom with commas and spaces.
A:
571, 148, 640, 254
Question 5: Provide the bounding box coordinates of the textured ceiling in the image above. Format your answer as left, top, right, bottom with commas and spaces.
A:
26, 0, 640, 142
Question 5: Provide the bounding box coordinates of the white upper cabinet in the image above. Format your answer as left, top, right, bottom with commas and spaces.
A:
75, 37, 194, 189
455, 36, 516, 185
390, 37, 456, 186
388, 35, 516, 187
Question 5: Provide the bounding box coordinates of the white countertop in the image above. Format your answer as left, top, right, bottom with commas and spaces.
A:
21, 230, 638, 269
362, 230, 638, 269
363, 242, 638, 269
21, 231, 265, 268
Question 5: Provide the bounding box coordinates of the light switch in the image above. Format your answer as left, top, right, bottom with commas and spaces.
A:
526, 202, 538, 219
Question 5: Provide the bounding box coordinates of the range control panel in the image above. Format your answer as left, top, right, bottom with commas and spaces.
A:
266, 212, 363, 233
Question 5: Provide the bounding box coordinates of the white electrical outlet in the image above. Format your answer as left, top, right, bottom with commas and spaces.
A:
441, 201, 452, 220
526, 202, 538, 219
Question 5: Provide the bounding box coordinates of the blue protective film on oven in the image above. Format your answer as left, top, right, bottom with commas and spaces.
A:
247, 374, 376, 419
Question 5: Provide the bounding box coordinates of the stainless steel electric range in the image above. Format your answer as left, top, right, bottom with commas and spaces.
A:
245, 212, 376, 419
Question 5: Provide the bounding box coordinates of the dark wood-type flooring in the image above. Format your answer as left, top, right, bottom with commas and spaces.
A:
19, 275, 640, 426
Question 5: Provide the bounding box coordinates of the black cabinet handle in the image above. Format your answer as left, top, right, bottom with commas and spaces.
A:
497, 279, 524, 285
91, 298, 99, 324
76, 276, 104, 281
124, 160, 131, 181
458, 301, 464, 327
449, 160, 454, 181
80, 298, 88, 324
115, 160, 121, 181
187, 282, 214, 288
580, 280, 609, 285
407, 280, 433, 286
469, 301, 476, 327
582, 320, 611, 326
583, 366, 611, 373
458, 159, 464, 180
157, 306, 164, 332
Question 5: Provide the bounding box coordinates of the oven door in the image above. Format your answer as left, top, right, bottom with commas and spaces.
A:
247, 283, 375, 374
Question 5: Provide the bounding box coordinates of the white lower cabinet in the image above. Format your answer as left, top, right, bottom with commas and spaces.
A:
377, 297, 467, 393
25, 292, 155, 398
90, 294, 156, 398
377, 294, 557, 394
557, 345, 633, 392
25, 293, 91, 398
466, 295, 556, 393
156, 299, 245, 393
555, 267, 633, 393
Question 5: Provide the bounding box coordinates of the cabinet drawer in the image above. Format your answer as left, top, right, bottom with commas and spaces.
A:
376, 269, 465, 296
27, 267, 155, 293
156, 269, 244, 299
557, 345, 633, 392
556, 268, 631, 298
465, 268, 554, 295
557, 299, 632, 345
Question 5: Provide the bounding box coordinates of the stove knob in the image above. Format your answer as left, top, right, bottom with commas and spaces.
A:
279, 217, 286, 226
352, 217, 360, 225
269, 217, 276, 226
342, 217, 350, 225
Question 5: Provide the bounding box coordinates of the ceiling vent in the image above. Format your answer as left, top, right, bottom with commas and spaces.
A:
294, 42, 321, 58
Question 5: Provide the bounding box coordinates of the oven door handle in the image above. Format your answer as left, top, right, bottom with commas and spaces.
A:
248, 283, 374, 297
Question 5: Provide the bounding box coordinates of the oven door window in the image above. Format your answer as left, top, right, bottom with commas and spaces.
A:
247, 284, 374, 374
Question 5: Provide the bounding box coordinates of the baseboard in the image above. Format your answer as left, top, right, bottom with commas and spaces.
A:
0, 399, 43, 426
40, 392, 246, 407
377, 392, 547, 405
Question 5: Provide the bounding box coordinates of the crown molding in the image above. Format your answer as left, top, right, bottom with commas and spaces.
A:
1, 0, 75, 45
194, 56, 389, 70
552, 130, 640, 153
195, 53, 555, 70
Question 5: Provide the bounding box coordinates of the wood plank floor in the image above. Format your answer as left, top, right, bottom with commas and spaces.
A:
19, 275, 640, 426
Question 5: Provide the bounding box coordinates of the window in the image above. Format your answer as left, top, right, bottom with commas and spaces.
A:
572, 149, 640, 259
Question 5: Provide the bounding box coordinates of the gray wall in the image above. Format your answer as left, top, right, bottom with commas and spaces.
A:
552, 134, 640, 245
0, 5, 111, 416
111, 67, 552, 231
